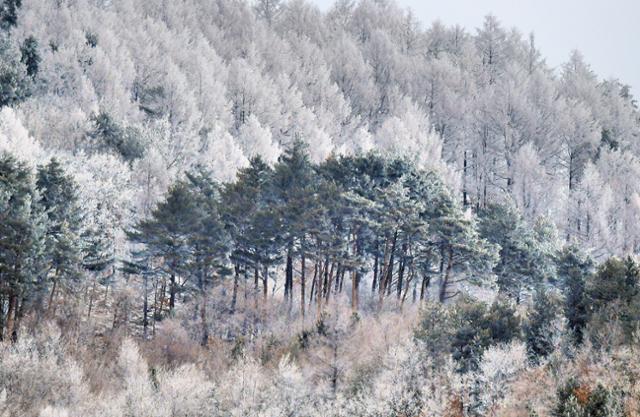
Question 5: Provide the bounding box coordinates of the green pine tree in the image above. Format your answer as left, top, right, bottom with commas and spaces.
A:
0, 35, 30, 107
128, 180, 196, 314
0, 153, 47, 341
36, 158, 84, 312
525, 287, 558, 360
557, 245, 593, 345
19, 35, 40, 78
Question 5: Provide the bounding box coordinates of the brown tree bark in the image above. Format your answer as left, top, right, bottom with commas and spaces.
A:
351, 270, 359, 313
5, 292, 18, 342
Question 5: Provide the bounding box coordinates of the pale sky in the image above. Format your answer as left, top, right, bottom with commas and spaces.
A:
312, 0, 640, 97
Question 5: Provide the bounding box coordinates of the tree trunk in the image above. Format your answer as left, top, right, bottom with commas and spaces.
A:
317, 258, 327, 316
0, 295, 4, 341
254, 267, 259, 291
87, 277, 97, 320
420, 275, 430, 301
142, 274, 149, 339
285, 245, 293, 303
439, 246, 454, 303
300, 254, 306, 319
200, 270, 208, 347
243, 269, 249, 301
169, 272, 177, 313
325, 261, 335, 302
378, 240, 390, 309
463, 150, 468, 206
385, 232, 397, 297
309, 260, 318, 306
47, 277, 58, 315
152, 276, 159, 335
351, 270, 360, 313
262, 266, 268, 300
231, 264, 239, 313
396, 243, 407, 299
5, 293, 18, 342
401, 268, 414, 306
372, 242, 379, 293
378, 233, 396, 309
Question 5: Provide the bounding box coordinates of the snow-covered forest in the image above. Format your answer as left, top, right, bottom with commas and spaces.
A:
1, 0, 640, 416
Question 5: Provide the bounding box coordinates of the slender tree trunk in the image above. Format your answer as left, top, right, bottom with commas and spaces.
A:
334, 264, 342, 293
463, 150, 468, 206
396, 258, 405, 299
5, 292, 18, 342
385, 232, 397, 297
169, 272, 177, 313
231, 264, 239, 313
397, 243, 407, 299
47, 277, 58, 315
439, 246, 454, 303
378, 233, 396, 309
0, 294, 4, 341
262, 266, 268, 300
351, 270, 360, 313
244, 269, 249, 301
15, 295, 27, 336
285, 245, 293, 303
87, 276, 97, 320
309, 260, 318, 306
300, 254, 306, 319
401, 268, 413, 306
420, 275, 430, 301
254, 267, 259, 291
317, 258, 327, 316
152, 276, 159, 336
325, 261, 335, 302
142, 274, 149, 339
378, 240, 390, 310
372, 242, 379, 293
200, 269, 208, 347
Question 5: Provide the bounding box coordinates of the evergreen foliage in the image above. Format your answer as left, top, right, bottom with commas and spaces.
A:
525, 287, 558, 360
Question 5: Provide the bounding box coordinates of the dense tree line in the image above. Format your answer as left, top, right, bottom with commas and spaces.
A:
125, 141, 500, 340
4, 139, 639, 357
